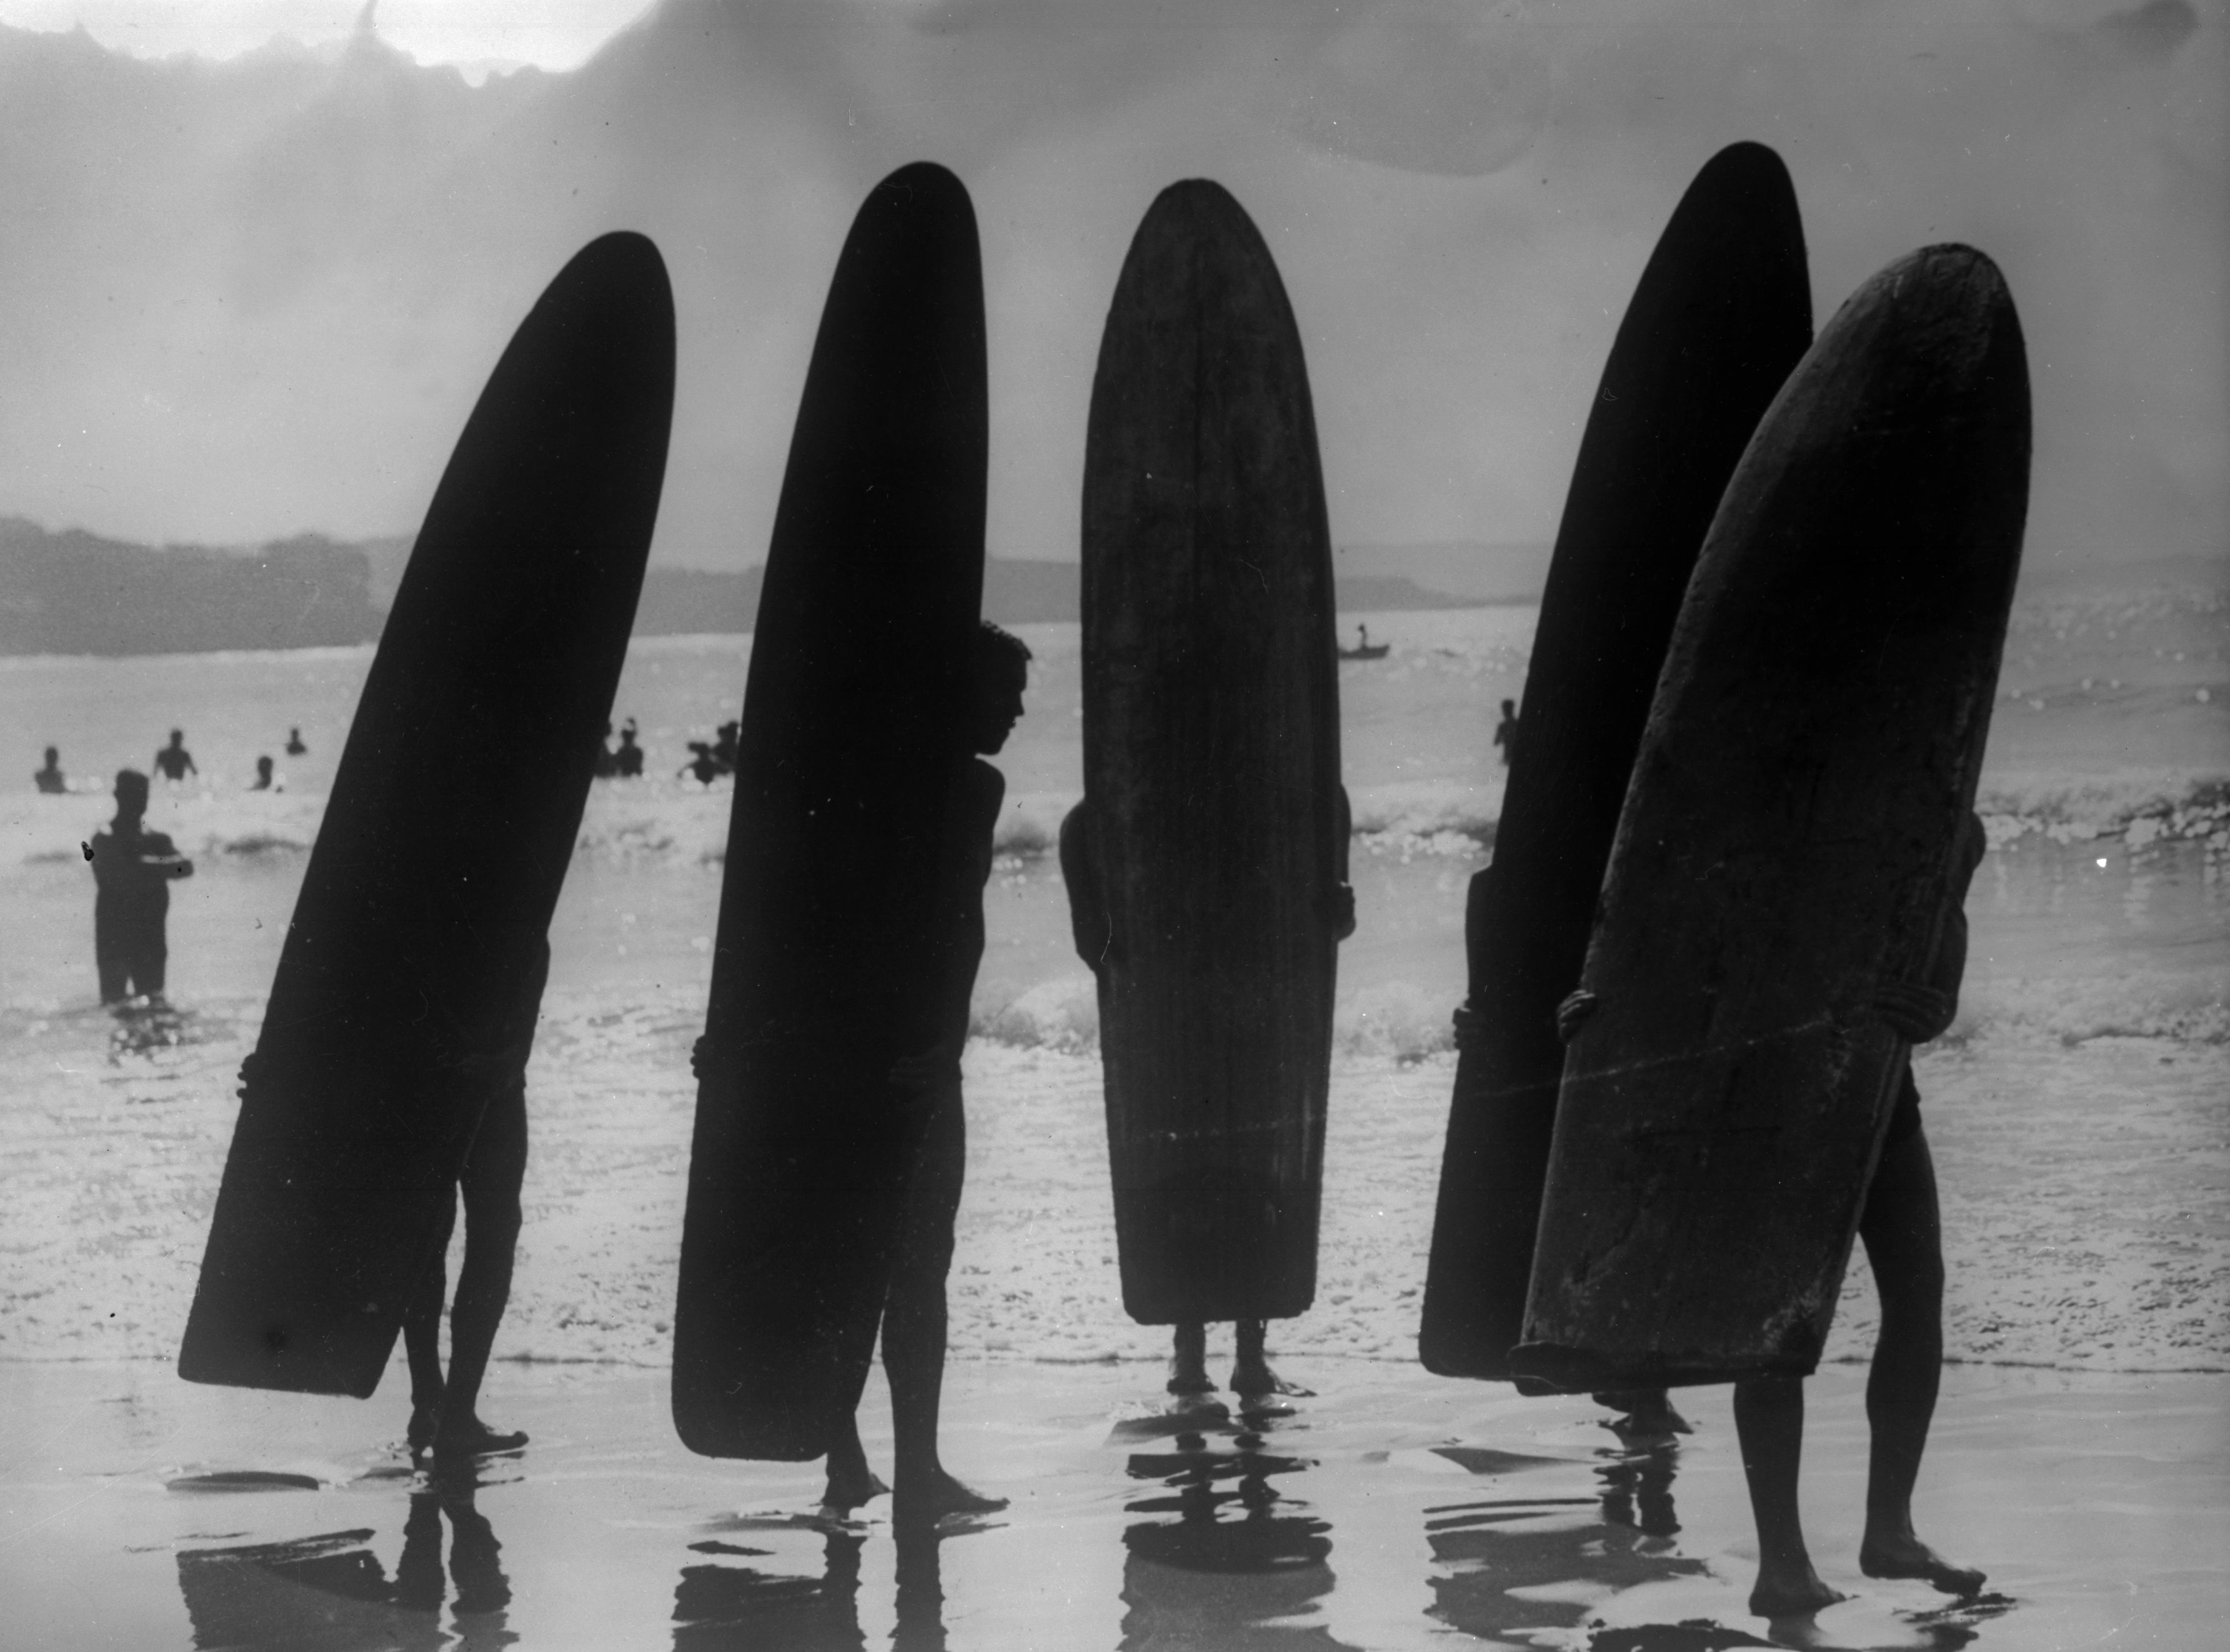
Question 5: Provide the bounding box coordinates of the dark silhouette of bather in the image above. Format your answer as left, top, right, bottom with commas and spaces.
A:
286, 727, 307, 757
251, 755, 279, 792
89, 768, 192, 1003
154, 728, 198, 783
34, 745, 66, 793
615, 719, 645, 778
1492, 699, 1519, 767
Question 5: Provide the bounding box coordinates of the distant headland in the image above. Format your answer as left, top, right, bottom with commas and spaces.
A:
0, 517, 1515, 657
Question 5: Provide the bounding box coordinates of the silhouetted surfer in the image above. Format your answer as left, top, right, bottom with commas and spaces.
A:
88, 769, 193, 1003
1493, 700, 1519, 767
34, 746, 66, 794
285, 727, 307, 757
1059, 791, 1355, 1410
818, 622, 1027, 1529
1560, 813, 1990, 1615
615, 719, 644, 778
153, 729, 198, 784
400, 940, 546, 1465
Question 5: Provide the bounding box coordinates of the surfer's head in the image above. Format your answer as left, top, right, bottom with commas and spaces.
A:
967, 621, 1031, 755
112, 769, 149, 822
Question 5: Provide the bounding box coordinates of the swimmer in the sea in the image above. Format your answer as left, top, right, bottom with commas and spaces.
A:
814, 622, 1027, 1528
1059, 787, 1355, 1414
34, 746, 66, 794
1557, 812, 1990, 1616
153, 729, 198, 784
251, 755, 280, 792
615, 720, 644, 779
1493, 700, 1520, 767
88, 769, 194, 1003
679, 742, 725, 786
712, 720, 740, 773
285, 727, 307, 757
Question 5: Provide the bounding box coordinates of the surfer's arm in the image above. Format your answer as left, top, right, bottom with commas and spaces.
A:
1872, 813, 1983, 1044
1325, 786, 1356, 940
1058, 802, 1112, 970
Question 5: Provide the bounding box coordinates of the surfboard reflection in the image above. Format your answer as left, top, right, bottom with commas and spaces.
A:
174, 1480, 512, 1651
1118, 1425, 1362, 1650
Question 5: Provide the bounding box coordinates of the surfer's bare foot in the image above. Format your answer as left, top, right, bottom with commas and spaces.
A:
1230, 1359, 1312, 1402
892, 1469, 1007, 1530
1593, 1388, 1693, 1435
818, 1466, 890, 1521
1861, 1531, 1986, 1596
432, 1415, 528, 1461
1748, 1564, 1848, 1619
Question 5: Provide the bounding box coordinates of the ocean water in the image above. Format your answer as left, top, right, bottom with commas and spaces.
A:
1, 573, 2224, 1382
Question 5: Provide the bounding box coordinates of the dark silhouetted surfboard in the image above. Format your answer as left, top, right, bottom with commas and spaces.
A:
1513, 245, 2029, 1390
1419, 143, 1813, 1383
1077, 179, 1345, 1326
177, 233, 675, 1395
672, 162, 987, 1459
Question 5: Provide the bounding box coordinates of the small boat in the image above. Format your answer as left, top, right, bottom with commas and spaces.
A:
1338, 624, 1390, 662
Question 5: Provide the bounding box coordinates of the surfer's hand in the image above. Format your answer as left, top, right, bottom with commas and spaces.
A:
1326, 881, 1357, 941
1451, 1002, 1485, 1052
1555, 990, 1599, 1043
889, 1046, 961, 1093
1873, 981, 1955, 1043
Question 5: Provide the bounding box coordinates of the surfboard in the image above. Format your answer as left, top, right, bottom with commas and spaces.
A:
177, 234, 675, 1396
671, 162, 987, 1460
1077, 179, 1345, 1326
1418, 143, 1813, 1383
1512, 244, 2031, 1390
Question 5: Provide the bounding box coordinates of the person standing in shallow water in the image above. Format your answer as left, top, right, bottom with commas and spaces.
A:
399, 941, 545, 1465
815, 621, 1027, 1527
1058, 790, 1355, 1411
34, 746, 67, 793
89, 769, 193, 1003
1493, 700, 1520, 767
1560, 812, 1991, 1616
153, 729, 197, 784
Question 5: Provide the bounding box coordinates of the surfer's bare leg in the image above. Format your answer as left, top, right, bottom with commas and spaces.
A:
435, 1079, 528, 1460
1231, 1320, 1311, 1400
402, 1194, 458, 1454
1856, 1127, 1984, 1596
1168, 1323, 1214, 1396
820, 1411, 889, 1518
1733, 1375, 1846, 1617
885, 1090, 1004, 1527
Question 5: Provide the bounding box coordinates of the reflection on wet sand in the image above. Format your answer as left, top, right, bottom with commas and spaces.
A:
174, 1477, 513, 1651
671, 1523, 950, 1651
1119, 1423, 1362, 1651
1426, 1438, 1710, 1646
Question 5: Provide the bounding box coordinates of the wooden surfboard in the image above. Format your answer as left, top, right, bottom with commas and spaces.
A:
1512, 245, 2030, 1390
1077, 179, 1345, 1326
672, 162, 987, 1460
177, 233, 675, 1395
1418, 143, 1813, 1383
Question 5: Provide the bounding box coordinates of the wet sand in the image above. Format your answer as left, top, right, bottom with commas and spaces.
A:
2, 1355, 2222, 1650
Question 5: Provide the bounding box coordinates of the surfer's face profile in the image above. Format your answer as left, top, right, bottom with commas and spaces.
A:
968, 662, 1027, 756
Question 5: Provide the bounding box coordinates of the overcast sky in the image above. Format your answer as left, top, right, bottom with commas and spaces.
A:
0, 0, 2219, 575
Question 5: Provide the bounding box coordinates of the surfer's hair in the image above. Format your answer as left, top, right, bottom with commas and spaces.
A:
974, 619, 1032, 672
